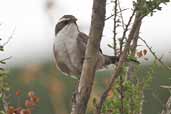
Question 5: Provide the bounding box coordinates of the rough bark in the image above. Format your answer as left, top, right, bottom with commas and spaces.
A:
70, 0, 106, 114
161, 96, 171, 114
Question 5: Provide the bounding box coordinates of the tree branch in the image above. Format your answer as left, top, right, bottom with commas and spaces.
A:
70, 0, 106, 114
3, 27, 15, 47
119, 9, 136, 52
113, 0, 118, 57
118, 0, 125, 30
139, 37, 171, 70
127, 11, 142, 80
96, 11, 143, 114
105, 8, 128, 21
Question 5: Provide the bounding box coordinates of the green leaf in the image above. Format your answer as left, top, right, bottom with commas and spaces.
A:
92, 97, 97, 106
0, 72, 7, 76
0, 46, 4, 51
157, 6, 162, 10
0, 111, 6, 114
0, 61, 6, 64
0, 68, 4, 71
127, 55, 140, 64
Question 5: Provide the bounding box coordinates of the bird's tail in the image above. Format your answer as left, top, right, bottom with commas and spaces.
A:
103, 54, 139, 65
103, 55, 119, 65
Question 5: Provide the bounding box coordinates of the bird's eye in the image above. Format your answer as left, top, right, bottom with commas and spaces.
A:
64, 20, 68, 24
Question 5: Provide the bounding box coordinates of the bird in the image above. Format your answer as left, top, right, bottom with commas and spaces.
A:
53, 15, 119, 78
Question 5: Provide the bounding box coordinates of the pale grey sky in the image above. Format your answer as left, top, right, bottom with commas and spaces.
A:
0, 0, 170, 66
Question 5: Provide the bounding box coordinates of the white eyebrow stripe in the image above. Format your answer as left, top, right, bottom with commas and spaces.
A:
58, 18, 71, 23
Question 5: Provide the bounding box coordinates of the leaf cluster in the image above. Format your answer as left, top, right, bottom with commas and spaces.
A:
0, 40, 10, 114
101, 61, 156, 114
0, 43, 10, 92
133, 0, 170, 16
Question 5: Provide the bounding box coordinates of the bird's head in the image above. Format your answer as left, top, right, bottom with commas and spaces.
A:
58, 15, 77, 23
55, 15, 77, 35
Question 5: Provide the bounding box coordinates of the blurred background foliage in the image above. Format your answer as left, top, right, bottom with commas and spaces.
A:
6, 62, 171, 114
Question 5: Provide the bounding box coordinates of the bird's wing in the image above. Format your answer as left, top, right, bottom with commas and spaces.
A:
77, 32, 102, 54
77, 32, 88, 54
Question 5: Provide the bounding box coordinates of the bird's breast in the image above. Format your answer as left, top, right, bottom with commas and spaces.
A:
53, 23, 82, 75
54, 23, 79, 50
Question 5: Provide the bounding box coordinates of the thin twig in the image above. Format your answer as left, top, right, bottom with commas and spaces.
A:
3, 27, 16, 47
113, 0, 118, 57
0, 56, 12, 63
113, 1, 124, 113
127, 11, 142, 80
105, 8, 128, 21
119, 74, 124, 114
118, 0, 125, 30
139, 37, 171, 70
119, 9, 136, 53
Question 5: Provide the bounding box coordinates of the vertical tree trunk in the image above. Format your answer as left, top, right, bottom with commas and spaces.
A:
161, 96, 171, 114
70, 0, 106, 114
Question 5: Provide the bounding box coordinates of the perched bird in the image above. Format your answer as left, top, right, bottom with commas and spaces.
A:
53, 15, 119, 78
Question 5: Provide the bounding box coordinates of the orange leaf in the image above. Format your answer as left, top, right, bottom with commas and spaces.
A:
15, 107, 22, 114
28, 91, 35, 98
143, 49, 147, 55
16, 90, 21, 96
107, 90, 113, 98
25, 100, 34, 107
20, 109, 32, 114
137, 50, 143, 58
30, 96, 39, 104
7, 106, 15, 114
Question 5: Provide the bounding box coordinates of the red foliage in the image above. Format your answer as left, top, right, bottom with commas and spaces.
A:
7, 90, 39, 114
15, 90, 21, 97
